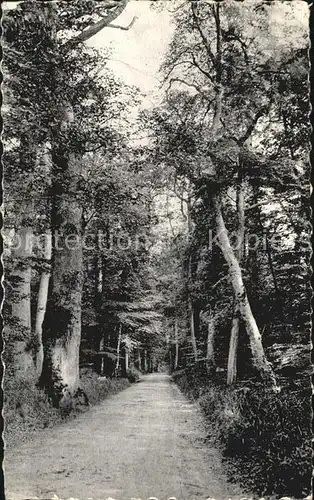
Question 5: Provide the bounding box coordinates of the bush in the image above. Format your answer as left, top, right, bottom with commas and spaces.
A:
173, 368, 312, 498
80, 369, 130, 405
126, 367, 141, 383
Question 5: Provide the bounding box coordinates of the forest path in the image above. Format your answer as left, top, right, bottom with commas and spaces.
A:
5, 373, 248, 500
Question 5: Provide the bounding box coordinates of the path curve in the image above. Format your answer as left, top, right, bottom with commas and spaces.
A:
4, 373, 248, 500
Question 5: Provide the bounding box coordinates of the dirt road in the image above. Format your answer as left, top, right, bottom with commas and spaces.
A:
4, 374, 248, 500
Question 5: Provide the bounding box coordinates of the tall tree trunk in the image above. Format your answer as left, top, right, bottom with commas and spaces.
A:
189, 302, 198, 362
148, 352, 152, 373
11, 224, 35, 378
137, 347, 141, 371
206, 312, 216, 373
97, 254, 103, 295
124, 346, 129, 373
186, 195, 198, 362
114, 324, 122, 377
254, 191, 281, 300
227, 175, 245, 385
140, 350, 146, 372
227, 308, 240, 385
36, 0, 133, 404
143, 349, 148, 372
35, 230, 52, 378
10, 131, 38, 378
213, 196, 276, 386
174, 315, 179, 370
39, 126, 84, 404
99, 335, 105, 376
210, 2, 223, 135
95, 255, 105, 375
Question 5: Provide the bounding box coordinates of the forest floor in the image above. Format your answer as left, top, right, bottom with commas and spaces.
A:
4, 373, 250, 500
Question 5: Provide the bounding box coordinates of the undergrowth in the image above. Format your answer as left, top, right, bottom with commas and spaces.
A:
173, 366, 312, 499
4, 369, 130, 449
80, 368, 130, 405
126, 366, 141, 383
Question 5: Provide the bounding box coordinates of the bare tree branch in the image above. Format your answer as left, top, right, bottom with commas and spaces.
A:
238, 105, 270, 145
210, 3, 223, 134
245, 199, 273, 212
166, 77, 204, 95
191, 53, 214, 84
66, 0, 128, 46
191, 3, 216, 67
161, 47, 195, 81
106, 16, 137, 31
228, 32, 249, 66
168, 1, 189, 14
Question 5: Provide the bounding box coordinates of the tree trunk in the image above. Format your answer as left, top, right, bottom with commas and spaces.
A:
186, 197, 198, 362
174, 316, 179, 370
94, 255, 105, 375
39, 130, 84, 404
137, 347, 141, 371
97, 254, 103, 295
10, 131, 38, 378
141, 351, 146, 372
36, 0, 133, 404
124, 346, 129, 373
148, 353, 152, 373
99, 335, 105, 376
11, 224, 35, 378
227, 176, 245, 385
143, 349, 148, 372
235, 176, 245, 262
251, 186, 280, 298
189, 301, 198, 362
35, 231, 52, 377
206, 313, 216, 373
227, 312, 239, 385
213, 196, 276, 386
114, 324, 122, 377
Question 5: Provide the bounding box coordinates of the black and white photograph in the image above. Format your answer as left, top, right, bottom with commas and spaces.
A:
1, 1, 312, 499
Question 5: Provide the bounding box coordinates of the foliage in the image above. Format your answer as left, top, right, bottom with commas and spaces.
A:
126, 367, 141, 383
173, 368, 312, 498
80, 369, 130, 405
4, 377, 63, 449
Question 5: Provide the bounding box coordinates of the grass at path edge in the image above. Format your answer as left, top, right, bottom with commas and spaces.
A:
3, 369, 131, 449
